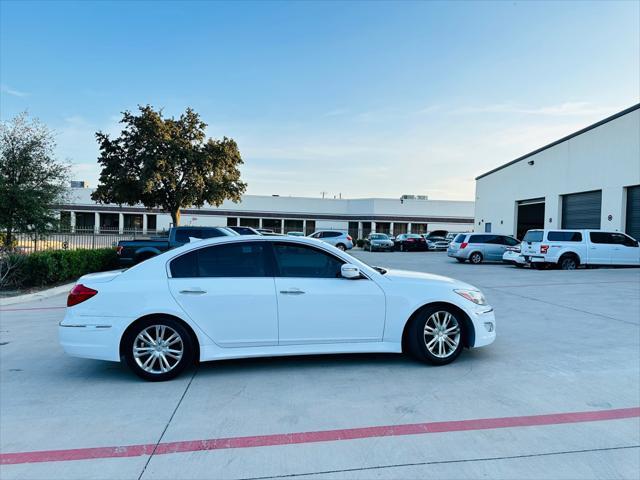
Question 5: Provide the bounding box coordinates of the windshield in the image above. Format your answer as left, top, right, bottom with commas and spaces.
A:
370, 234, 388, 240
523, 230, 544, 243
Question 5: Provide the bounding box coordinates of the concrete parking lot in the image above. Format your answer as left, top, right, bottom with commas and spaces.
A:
1, 252, 639, 479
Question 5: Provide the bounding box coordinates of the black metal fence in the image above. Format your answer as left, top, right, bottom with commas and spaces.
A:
4, 229, 164, 254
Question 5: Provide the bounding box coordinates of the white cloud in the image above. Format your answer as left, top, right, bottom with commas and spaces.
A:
453, 101, 616, 117
1, 84, 29, 97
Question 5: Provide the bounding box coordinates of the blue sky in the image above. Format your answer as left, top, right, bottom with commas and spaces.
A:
1, 1, 638, 200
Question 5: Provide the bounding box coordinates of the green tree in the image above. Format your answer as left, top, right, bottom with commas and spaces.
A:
0, 112, 69, 248
92, 105, 246, 226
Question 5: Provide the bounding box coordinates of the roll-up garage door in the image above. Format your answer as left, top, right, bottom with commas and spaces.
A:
561, 190, 602, 229
626, 185, 640, 240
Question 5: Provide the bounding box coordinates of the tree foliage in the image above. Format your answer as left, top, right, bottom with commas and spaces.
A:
0, 112, 69, 248
92, 105, 247, 225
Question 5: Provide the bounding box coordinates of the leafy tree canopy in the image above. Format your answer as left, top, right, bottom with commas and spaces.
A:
0, 112, 69, 248
92, 105, 247, 225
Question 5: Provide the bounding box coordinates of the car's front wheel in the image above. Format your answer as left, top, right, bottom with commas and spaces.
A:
407, 306, 464, 365
123, 317, 195, 381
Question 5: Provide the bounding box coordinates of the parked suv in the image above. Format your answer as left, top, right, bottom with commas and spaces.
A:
447, 233, 520, 264
520, 229, 640, 269
308, 231, 354, 250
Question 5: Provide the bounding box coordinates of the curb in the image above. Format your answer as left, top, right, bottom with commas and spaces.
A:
0, 282, 75, 307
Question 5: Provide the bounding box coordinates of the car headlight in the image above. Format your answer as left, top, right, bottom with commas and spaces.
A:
454, 289, 487, 305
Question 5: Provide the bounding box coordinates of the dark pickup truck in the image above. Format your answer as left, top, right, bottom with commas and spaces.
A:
116, 226, 237, 265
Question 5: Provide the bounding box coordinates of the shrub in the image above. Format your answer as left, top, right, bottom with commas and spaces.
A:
0, 248, 118, 290
356, 239, 365, 248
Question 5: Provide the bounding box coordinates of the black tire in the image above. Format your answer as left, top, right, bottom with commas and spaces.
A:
456, 258, 466, 263
336, 243, 346, 251
469, 252, 483, 264
123, 317, 195, 381
406, 305, 465, 366
559, 254, 579, 270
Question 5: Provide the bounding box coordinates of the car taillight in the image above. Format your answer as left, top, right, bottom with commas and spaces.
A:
67, 284, 98, 307
540, 245, 549, 254
460, 242, 468, 249
407, 238, 415, 242
116, 246, 123, 255
347, 235, 352, 242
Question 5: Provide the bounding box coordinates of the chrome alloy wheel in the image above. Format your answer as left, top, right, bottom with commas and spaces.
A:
133, 325, 184, 374
423, 311, 461, 358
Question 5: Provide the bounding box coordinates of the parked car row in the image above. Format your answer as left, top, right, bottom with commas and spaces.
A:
446, 229, 639, 269
117, 227, 355, 265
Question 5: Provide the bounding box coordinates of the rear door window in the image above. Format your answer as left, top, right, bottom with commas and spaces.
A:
454, 234, 466, 243
548, 231, 583, 242
170, 242, 269, 278
469, 235, 489, 243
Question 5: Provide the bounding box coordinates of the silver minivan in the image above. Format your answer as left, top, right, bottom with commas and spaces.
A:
447, 233, 520, 264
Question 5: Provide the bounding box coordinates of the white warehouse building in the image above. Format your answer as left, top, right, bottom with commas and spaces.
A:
474, 103, 640, 240
58, 189, 475, 239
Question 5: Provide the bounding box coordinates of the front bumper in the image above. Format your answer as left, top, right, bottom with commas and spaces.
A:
468, 306, 496, 348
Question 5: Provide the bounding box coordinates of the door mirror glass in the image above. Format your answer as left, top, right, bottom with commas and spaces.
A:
341, 264, 361, 279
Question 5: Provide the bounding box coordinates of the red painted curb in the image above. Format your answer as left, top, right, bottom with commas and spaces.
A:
2, 407, 638, 465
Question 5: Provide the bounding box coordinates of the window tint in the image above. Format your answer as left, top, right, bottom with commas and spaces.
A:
503, 236, 520, 246
589, 232, 615, 244
469, 235, 490, 243
523, 230, 544, 242
454, 234, 466, 243
593, 232, 638, 247
321, 232, 341, 238
485, 235, 503, 244
198, 242, 267, 277
175, 229, 201, 243
547, 231, 582, 242
273, 243, 344, 278
170, 251, 198, 278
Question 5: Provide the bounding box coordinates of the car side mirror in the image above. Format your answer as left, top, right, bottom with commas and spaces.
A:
341, 264, 361, 279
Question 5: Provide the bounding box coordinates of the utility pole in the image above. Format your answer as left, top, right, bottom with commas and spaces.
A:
320, 191, 327, 199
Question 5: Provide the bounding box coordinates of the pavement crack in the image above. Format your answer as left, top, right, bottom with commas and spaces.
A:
239, 445, 640, 480
137, 367, 198, 480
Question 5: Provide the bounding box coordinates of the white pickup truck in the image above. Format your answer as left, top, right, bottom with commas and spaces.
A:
521, 229, 640, 270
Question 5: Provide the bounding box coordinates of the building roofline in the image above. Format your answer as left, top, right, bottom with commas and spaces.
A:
475, 103, 640, 181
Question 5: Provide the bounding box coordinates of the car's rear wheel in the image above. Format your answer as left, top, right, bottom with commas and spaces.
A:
123, 317, 195, 381
407, 306, 464, 365
469, 252, 483, 264
559, 254, 579, 270
336, 243, 346, 251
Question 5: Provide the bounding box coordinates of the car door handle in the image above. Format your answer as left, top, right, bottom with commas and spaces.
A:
179, 289, 207, 295
280, 289, 305, 295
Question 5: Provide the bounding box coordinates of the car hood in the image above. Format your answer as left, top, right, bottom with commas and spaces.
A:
383, 268, 477, 290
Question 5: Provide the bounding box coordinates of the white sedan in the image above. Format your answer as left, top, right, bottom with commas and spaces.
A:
60, 236, 496, 381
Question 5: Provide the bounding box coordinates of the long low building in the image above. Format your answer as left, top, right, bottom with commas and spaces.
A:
474, 103, 640, 240
57, 189, 475, 239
